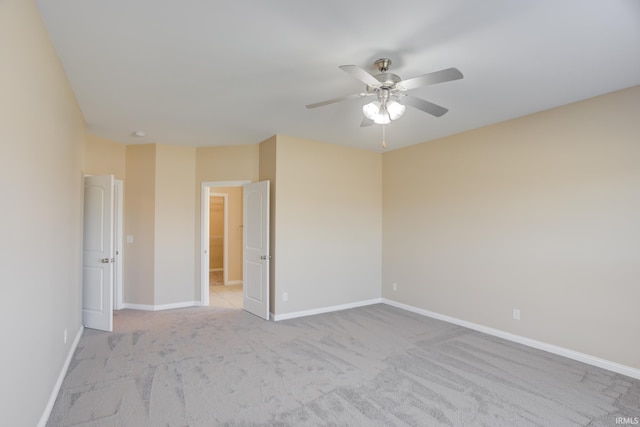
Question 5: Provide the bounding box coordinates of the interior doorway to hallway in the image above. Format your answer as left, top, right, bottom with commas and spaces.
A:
209, 191, 242, 309
201, 181, 250, 308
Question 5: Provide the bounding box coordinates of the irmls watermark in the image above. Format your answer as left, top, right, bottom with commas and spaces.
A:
616, 417, 640, 425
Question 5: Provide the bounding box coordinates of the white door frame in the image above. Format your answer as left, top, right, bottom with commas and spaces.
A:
201, 180, 250, 306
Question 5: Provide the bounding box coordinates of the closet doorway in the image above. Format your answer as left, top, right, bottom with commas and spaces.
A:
203, 183, 246, 308
208, 193, 225, 283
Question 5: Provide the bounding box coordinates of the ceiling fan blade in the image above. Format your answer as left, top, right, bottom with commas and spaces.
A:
396, 67, 463, 91
402, 95, 449, 117
339, 65, 381, 88
360, 117, 373, 127
305, 93, 367, 109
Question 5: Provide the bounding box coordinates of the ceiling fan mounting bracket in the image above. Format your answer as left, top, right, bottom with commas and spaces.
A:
375, 58, 392, 73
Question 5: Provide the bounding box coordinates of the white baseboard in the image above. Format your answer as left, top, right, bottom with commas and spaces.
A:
122, 301, 199, 311
225, 280, 242, 286
272, 298, 382, 321
38, 325, 84, 427
122, 303, 155, 311
382, 298, 640, 381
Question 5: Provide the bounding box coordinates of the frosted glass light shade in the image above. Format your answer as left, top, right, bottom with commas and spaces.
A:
373, 110, 391, 124
362, 101, 381, 120
387, 101, 406, 120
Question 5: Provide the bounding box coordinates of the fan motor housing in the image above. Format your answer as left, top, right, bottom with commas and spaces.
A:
366, 72, 402, 94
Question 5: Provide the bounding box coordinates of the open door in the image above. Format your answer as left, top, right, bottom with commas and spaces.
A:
243, 181, 270, 319
82, 175, 114, 331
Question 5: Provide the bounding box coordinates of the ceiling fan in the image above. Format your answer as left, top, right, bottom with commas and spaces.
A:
306, 58, 463, 127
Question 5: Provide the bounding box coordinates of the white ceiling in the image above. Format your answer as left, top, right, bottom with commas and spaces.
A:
36, 0, 640, 152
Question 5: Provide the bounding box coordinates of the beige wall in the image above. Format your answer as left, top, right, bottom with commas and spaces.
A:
154, 144, 196, 305
124, 144, 156, 305
194, 144, 260, 299
124, 144, 197, 306
196, 144, 260, 183
273, 135, 382, 315
0, 1, 85, 425
382, 85, 640, 370
84, 133, 126, 180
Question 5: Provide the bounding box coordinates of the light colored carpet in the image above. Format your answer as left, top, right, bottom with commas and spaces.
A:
46, 304, 639, 426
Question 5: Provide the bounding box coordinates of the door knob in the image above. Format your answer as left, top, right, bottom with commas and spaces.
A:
260, 255, 272, 260
100, 258, 110, 263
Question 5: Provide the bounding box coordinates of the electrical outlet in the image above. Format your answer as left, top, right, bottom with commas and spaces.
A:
392, 283, 398, 291
64, 329, 68, 344
513, 308, 521, 320
282, 292, 288, 301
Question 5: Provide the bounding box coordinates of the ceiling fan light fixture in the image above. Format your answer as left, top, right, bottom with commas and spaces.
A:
373, 111, 391, 125
308, 58, 463, 132
387, 100, 406, 120
363, 99, 404, 124
362, 101, 381, 120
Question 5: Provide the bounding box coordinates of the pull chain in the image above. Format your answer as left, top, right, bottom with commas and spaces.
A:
381, 124, 387, 150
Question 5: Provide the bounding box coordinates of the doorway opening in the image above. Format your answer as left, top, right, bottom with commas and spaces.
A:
201, 180, 250, 308
209, 190, 242, 309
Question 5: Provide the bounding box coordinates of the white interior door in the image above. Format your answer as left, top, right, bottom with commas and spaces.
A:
82, 175, 114, 331
113, 179, 123, 310
243, 181, 270, 319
